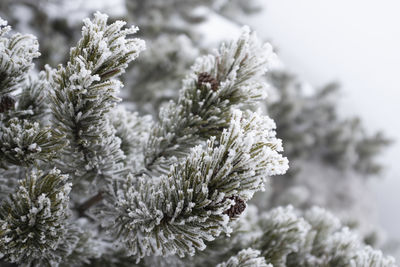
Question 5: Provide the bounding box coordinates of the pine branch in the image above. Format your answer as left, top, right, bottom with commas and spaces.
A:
216, 248, 271, 267
0, 118, 66, 166
193, 205, 397, 267
0, 19, 65, 168
144, 27, 276, 173
77, 191, 104, 217
16, 69, 51, 120
49, 12, 145, 184
0, 18, 40, 96
253, 206, 397, 267
102, 110, 288, 260
267, 71, 391, 176
0, 169, 71, 265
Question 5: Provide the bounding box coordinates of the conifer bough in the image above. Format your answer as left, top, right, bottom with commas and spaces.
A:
0, 12, 396, 267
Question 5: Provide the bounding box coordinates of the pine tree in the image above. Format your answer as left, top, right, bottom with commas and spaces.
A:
120, 0, 391, 246
2, 2, 390, 232
0, 12, 396, 266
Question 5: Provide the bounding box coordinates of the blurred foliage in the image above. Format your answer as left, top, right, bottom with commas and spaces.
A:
267, 71, 391, 176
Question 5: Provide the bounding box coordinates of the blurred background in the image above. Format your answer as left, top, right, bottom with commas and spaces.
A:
249, 0, 400, 241
1, 0, 399, 259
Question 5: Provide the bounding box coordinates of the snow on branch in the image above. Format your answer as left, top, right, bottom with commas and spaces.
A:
0, 169, 71, 265
0, 118, 66, 166
0, 18, 40, 97
144, 26, 276, 173
49, 12, 145, 183
216, 248, 271, 267
195, 205, 397, 267
254, 206, 397, 267
102, 110, 288, 260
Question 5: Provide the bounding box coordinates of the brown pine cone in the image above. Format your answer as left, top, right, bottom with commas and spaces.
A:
197, 72, 219, 91
223, 196, 246, 218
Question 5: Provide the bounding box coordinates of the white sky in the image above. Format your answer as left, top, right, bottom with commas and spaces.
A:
248, 0, 400, 238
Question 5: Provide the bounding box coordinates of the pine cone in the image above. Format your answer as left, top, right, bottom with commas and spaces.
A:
198, 72, 219, 91
0, 95, 16, 113
223, 196, 246, 218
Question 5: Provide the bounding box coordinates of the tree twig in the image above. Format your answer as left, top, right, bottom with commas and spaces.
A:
77, 191, 104, 217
